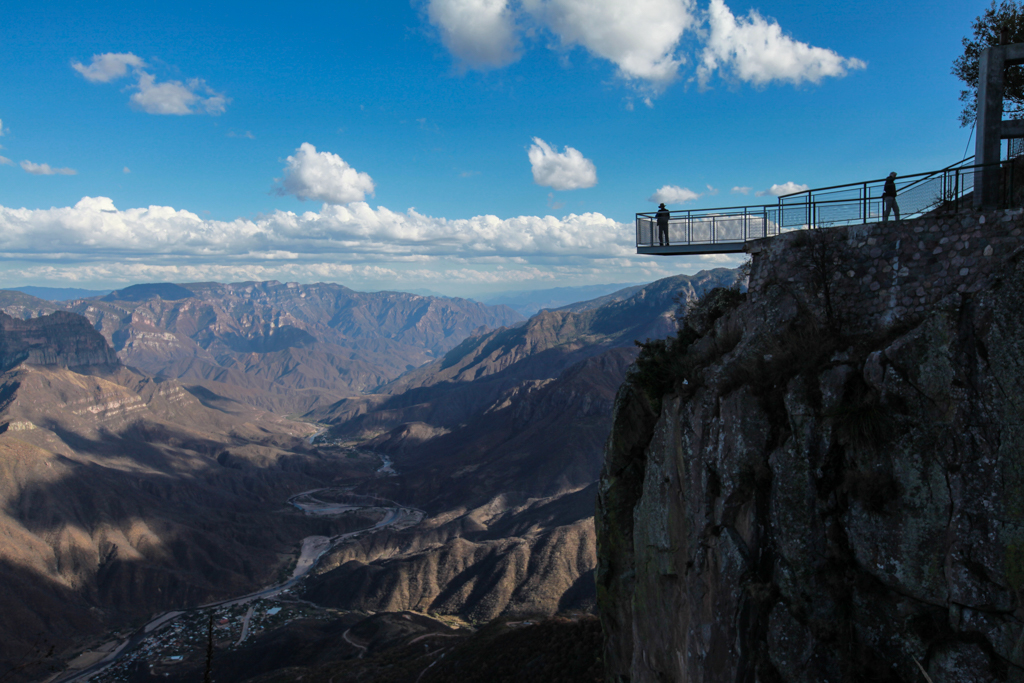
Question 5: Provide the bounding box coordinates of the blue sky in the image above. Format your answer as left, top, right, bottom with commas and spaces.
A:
0, 0, 985, 297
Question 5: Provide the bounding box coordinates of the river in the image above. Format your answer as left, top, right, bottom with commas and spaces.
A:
52, 451, 416, 683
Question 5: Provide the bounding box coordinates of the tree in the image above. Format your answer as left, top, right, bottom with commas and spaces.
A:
952, 0, 1024, 127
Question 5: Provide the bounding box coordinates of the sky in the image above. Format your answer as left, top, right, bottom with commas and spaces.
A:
0, 0, 986, 298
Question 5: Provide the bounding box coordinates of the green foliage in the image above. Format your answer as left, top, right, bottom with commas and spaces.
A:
952, 0, 1024, 127
678, 287, 746, 336
830, 396, 897, 452
629, 287, 747, 413
1006, 543, 1024, 592
720, 320, 838, 400
843, 468, 902, 514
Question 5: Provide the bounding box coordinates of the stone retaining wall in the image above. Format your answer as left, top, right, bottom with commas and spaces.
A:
746, 208, 1024, 332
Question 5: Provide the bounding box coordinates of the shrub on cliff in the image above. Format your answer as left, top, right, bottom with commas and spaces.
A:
628, 286, 746, 413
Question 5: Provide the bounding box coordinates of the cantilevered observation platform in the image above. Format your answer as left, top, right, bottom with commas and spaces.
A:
636, 158, 1007, 256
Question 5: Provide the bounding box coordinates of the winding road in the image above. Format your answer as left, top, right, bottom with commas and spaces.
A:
53, 452, 419, 683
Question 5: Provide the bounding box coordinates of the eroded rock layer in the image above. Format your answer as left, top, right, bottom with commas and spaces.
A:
598, 212, 1024, 682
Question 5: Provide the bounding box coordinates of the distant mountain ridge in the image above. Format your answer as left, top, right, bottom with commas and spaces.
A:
4, 286, 111, 301
299, 269, 743, 626
0, 280, 526, 414
0, 269, 748, 681
483, 282, 644, 316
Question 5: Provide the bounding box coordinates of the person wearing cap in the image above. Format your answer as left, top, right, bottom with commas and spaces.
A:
882, 172, 900, 223
655, 202, 670, 246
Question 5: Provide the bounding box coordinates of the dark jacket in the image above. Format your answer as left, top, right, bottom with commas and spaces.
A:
883, 177, 897, 197
656, 208, 670, 226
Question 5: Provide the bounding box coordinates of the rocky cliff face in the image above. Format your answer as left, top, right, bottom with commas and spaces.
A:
597, 212, 1024, 682
0, 311, 119, 372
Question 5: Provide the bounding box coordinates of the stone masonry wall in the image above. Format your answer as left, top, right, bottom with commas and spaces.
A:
746, 207, 1024, 331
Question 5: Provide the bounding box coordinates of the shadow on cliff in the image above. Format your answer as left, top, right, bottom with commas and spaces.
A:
0, 430, 386, 678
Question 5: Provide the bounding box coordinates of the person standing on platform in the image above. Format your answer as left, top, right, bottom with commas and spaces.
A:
656, 202, 670, 246
882, 172, 900, 223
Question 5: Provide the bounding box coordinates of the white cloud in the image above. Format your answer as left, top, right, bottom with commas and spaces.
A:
275, 143, 376, 204
648, 185, 700, 204
0, 118, 5, 136
426, 0, 521, 70
527, 137, 597, 191
72, 53, 228, 115
698, 0, 865, 87
0, 156, 12, 166
0, 199, 747, 293
228, 130, 255, 139
0, 196, 631, 263
71, 52, 146, 83
123, 167, 131, 174
422, 0, 858, 95
756, 181, 809, 197
522, 0, 697, 88
732, 186, 751, 194
130, 73, 228, 116
20, 160, 77, 176
705, 184, 718, 195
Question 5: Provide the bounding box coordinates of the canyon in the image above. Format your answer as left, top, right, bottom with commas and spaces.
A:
0, 269, 738, 682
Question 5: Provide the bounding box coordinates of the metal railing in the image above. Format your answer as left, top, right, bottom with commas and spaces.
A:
636, 157, 1023, 253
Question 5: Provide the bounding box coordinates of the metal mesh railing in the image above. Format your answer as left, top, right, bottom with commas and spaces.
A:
636, 207, 780, 248
777, 160, 979, 228
1009, 137, 1024, 159
637, 157, 1020, 252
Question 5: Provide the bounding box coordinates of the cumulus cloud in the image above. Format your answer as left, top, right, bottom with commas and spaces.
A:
522, 0, 697, 88
528, 138, 597, 191
0, 195, 749, 293
756, 181, 809, 197
426, 0, 521, 69
732, 186, 751, 194
71, 52, 147, 83
275, 143, 376, 204
648, 185, 701, 204
72, 52, 228, 115
0, 156, 12, 166
130, 73, 227, 115
422, 0, 860, 95
0, 118, 5, 136
0, 196, 632, 265
698, 0, 865, 87
20, 160, 77, 176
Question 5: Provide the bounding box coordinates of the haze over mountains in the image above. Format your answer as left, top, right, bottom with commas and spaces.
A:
0, 268, 741, 681
481, 282, 644, 316
3, 287, 112, 302
0, 281, 524, 415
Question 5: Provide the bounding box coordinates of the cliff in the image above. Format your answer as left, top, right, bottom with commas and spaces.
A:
0, 310, 119, 372
597, 209, 1024, 682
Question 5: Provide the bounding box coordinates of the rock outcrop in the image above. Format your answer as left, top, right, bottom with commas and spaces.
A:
597, 210, 1024, 682
0, 311, 119, 372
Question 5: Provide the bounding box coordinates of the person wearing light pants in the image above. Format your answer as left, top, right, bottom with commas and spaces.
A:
882, 171, 900, 223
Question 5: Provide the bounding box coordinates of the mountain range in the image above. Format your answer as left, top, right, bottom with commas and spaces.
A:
0, 268, 741, 681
